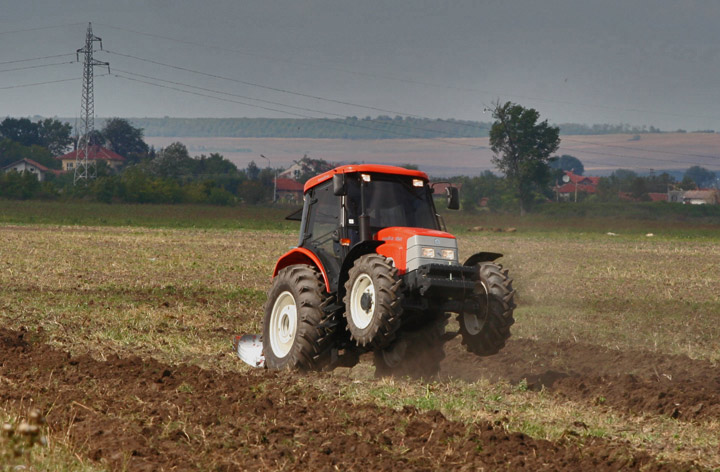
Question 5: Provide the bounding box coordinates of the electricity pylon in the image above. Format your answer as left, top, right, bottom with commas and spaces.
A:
74, 22, 109, 185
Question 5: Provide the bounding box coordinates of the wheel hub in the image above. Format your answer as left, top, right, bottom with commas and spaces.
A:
360, 292, 373, 312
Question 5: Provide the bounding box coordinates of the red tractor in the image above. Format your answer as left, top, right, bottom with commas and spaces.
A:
263, 164, 515, 376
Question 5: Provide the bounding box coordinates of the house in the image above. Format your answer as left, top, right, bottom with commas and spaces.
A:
1, 158, 61, 182
55, 146, 126, 171
277, 157, 334, 181
555, 171, 600, 201
668, 190, 684, 203
682, 189, 719, 205
275, 178, 304, 202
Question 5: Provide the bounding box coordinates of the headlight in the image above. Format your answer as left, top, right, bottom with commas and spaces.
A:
440, 249, 455, 260
421, 247, 435, 258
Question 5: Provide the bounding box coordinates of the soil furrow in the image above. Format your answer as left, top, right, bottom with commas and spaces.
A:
0, 328, 698, 471
443, 338, 720, 421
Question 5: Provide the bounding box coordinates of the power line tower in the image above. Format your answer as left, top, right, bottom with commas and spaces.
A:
74, 22, 109, 185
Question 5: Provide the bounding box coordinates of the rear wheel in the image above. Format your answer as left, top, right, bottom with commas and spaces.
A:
374, 316, 447, 379
458, 262, 516, 356
343, 254, 402, 349
263, 264, 335, 370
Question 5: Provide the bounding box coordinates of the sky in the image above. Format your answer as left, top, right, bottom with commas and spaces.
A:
2, 0, 720, 132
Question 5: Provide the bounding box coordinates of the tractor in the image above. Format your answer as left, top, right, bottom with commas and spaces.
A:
261, 164, 515, 377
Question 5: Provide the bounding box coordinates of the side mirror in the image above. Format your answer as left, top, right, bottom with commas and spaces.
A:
446, 186, 459, 210
332, 174, 347, 196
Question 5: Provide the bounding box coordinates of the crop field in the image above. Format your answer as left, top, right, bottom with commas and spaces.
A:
1, 208, 719, 470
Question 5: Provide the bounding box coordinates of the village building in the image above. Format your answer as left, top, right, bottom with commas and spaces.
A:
1, 158, 61, 182
55, 145, 126, 171
554, 171, 600, 201
682, 189, 720, 205
275, 178, 304, 202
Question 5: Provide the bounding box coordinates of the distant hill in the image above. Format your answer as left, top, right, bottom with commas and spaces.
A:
73, 117, 694, 139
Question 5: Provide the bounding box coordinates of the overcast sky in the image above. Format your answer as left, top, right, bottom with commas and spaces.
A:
2, 0, 720, 131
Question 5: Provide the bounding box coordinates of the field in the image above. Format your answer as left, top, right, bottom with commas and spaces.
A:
1, 204, 719, 470
144, 133, 720, 177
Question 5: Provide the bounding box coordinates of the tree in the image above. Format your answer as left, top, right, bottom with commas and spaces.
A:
0, 118, 38, 147
489, 101, 560, 215
147, 142, 195, 179
37, 118, 73, 155
101, 118, 149, 164
684, 166, 717, 189
549, 154, 584, 175
194, 153, 237, 175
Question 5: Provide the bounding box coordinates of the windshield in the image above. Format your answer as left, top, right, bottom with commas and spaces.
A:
346, 174, 438, 230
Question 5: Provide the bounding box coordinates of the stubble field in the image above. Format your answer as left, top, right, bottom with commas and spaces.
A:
0, 213, 719, 470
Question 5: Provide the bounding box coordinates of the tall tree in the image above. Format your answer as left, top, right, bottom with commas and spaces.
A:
0, 118, 39, 147
37, 118, 73, 155
489, 101, 560, 215
101, 118, 149, 164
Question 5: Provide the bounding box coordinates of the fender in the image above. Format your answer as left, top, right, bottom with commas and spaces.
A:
337, 240, 385, 299
464, 252, 503, 267
273, 247, 331, 292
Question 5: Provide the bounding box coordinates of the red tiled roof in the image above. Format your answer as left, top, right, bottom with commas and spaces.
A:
556, 183, 597, 194
276, 178, 304, 192
564, 171, 599, 186
55, 145, 126, 162
2, 158, 52, 173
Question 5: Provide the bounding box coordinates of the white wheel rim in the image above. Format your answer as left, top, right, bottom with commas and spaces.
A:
350, 274, 375, 330
269, 291, 297, 358
463, 313, 482, 335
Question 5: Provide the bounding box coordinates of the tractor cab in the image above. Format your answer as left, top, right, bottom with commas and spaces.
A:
297, 165, 454, 291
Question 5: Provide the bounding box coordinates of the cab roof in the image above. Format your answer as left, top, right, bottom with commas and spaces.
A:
304, 164, 429, 193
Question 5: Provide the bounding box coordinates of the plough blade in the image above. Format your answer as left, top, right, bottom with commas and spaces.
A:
233, 334, 265, 368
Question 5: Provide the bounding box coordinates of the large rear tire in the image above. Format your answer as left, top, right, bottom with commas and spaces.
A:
343, 254, 402, 349
263, 264, 335, 370
458, 262, 515, 356
374, 316, 447, 379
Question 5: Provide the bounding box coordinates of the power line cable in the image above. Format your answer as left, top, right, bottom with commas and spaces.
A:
0, 23, 84, 36
0, 53, 76, 65
0, 77, 81, 90
0, 60, 76, 74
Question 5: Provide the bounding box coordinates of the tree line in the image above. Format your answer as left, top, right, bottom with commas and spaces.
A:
59, 117, 710, 139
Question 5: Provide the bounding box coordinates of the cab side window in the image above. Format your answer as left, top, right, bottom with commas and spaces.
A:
306, 182, 340, 259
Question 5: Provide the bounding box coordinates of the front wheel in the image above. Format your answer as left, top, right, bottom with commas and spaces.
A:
343, 254, 402, 349
263, 264, 334, 370
458, 262, 516, 356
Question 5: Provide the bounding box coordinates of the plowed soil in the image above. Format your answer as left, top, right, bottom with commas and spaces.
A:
442, 337, 720, 422
0, 328, 699, 471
